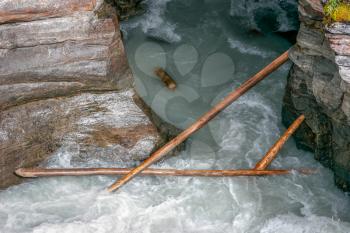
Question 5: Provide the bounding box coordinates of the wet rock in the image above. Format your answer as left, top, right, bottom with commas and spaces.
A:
0, 0, 178, 189
0, 90, 163, 188
341, 93, 350, 122
326, 22, 350, 35
106, 0, 145, 20
335, 55, 350, 67
283, 0, 350, 191
132, 93, 183, 158
339, 66, 350, 83
298, 0, 324, 21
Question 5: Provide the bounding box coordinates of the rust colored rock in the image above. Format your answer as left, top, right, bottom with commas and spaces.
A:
0, 0, 97, 24
326, 34, 350, 56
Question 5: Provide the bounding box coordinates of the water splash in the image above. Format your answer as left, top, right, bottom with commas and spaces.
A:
121, 0, 181, 43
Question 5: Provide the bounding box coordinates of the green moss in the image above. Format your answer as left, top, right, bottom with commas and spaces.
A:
324, 0, 350, 22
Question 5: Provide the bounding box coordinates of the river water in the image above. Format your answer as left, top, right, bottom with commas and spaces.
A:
1, 0, 350, 232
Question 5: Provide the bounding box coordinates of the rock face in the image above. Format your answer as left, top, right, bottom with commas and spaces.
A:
0, 0, 132, 110
107, 0, 144, 20
283, 0, 350, 191
0, 0, 176, 188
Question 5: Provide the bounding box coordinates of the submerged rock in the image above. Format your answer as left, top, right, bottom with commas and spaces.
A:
283, 0, 350, 191
0, 0, 178, 188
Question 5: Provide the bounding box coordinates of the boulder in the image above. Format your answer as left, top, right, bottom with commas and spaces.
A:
0, 0, 178, 188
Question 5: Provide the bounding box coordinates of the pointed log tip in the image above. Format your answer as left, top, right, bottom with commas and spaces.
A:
107, 181, 122, 193
107, 186, 116, 193
15, 168, 36, 178
15, 168, 26, 177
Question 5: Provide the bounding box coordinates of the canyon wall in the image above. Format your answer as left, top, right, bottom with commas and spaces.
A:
0, 0, 177, 189
283, 0, 350, 191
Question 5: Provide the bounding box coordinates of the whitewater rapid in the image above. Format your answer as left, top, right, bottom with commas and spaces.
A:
1, 0, 350, 232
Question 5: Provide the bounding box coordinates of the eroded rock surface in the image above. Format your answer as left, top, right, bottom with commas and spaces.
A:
0, 90, 162, 187
0, 0, 176, 188
283, 0, 350, 191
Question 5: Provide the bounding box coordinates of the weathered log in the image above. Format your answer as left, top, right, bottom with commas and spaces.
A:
15, 167, 315, 178
107, 50, 290, 192
254, 115, 305, 170
154, 67, 177, 90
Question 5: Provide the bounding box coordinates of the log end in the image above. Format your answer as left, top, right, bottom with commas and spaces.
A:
167, 82, 177, 90
15, 168, 36, 178
154, 67, 177, 90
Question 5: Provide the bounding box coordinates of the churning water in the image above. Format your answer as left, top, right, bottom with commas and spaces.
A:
1, 0, 350, 232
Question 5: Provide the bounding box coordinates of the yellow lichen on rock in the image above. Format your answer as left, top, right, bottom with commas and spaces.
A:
324, 0, 350, 22
332, 3, 350, 21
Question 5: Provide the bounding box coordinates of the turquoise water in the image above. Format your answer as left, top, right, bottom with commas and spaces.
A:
0, 0, 350, 232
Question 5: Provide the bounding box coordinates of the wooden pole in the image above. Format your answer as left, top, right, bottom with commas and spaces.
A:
107, 50, 290, 192
254, 115, 305, 170
15, 167, 314, 178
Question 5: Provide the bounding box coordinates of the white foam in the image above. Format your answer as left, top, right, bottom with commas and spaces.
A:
1, 126, 350, 233
208, 90, 279, 168
261, 214, 350, 233
121, 0, 181, 43
227, 38, 276, 58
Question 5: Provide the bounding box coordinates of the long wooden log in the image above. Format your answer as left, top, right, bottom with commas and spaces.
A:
107, 50, 290, 192
15, 167, 315, 178
254, 115, 305, 170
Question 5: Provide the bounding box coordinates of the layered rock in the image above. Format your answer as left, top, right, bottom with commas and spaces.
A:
282, 0, 350, 190
0, 0, 176, 188
0, 0, 133, 110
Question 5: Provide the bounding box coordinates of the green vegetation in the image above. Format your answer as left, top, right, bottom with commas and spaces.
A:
324, 0, 350, 22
